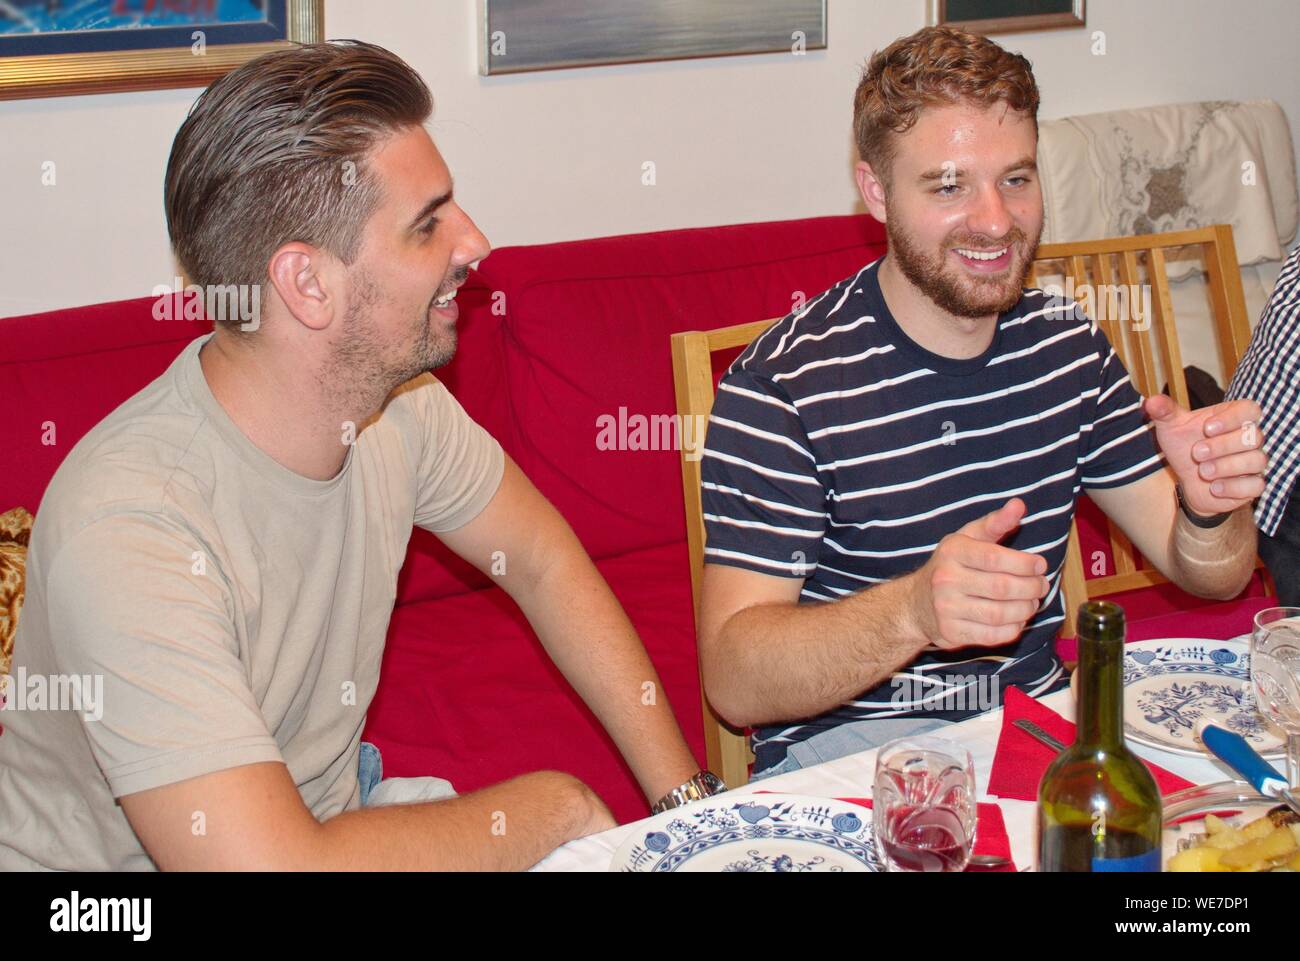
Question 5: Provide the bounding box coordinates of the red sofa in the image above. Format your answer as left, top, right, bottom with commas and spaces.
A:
0, 213, 1271, 825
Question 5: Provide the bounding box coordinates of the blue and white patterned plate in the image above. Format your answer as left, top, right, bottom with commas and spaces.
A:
609, 793, 883, 872
1123, 637, 1285, 760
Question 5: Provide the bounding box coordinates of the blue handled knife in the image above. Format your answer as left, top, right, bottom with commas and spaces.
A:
1196, 720, 1300, 817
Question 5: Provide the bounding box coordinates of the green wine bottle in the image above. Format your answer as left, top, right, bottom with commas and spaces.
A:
1037, 600, 1162, 872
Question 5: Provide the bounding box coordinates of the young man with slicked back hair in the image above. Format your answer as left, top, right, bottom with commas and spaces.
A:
697, 26, 1268, 777
0, 40, 706, 871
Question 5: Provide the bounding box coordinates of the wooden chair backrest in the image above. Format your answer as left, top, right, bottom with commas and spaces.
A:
1027, 225, 1265, 637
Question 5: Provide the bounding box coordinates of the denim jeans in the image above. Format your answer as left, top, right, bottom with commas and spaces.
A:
358, 741, 458, 807
750, 716, 957, 781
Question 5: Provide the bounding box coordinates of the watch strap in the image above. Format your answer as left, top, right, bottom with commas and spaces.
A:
1176, 483, 1232, 529
650, 771, 726, 814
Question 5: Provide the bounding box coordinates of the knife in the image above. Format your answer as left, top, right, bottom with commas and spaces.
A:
1014, 718, 1067, 753
1196, 721, 1300, 817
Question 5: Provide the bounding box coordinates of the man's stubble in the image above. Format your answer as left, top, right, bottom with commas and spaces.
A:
885, 198, 1042, 321
321, 266, 458, 408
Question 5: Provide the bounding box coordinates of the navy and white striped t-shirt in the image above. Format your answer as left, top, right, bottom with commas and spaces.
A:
701, 257, 1165, 771
1226, 245, 1300, 536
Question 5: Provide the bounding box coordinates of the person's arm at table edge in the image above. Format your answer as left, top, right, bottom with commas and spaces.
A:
436, 456, 700, 802
697, 562, 931, 728
699, 500, 1050, 728
121, 761, 612, 871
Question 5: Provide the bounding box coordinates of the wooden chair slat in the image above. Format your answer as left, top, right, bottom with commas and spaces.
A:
1147, 247, 1190, 409
1092, 253, 1131, 372
1119, 250, 1159, 396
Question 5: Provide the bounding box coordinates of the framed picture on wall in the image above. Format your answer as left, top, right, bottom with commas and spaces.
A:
479, 0, 827, 76
930, 0, 1086, 35
0, 0, 322, 101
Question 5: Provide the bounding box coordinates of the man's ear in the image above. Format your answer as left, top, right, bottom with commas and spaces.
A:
855, 161, 889, 223
266, 243, 334, 332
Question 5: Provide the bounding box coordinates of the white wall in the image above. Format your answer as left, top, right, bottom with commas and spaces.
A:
1, 0, 1297, 317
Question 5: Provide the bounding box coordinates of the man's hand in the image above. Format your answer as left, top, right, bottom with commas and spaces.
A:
1144, 395, 1267, 517
910, 498, 1050, 650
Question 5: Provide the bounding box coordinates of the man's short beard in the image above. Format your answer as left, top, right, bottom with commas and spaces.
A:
320, 268, 457, 405
409, 294, 457, 376
886, 201, 1041, 320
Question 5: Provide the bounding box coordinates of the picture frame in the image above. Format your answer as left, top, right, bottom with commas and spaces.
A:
930, 0, 1086, 36
0, 0, 323, 102
479, 0, 827, 76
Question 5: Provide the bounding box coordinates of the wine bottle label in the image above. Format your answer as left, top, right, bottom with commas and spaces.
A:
1090, 849, 1160, 872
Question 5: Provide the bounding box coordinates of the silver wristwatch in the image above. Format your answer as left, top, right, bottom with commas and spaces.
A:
650, 771, 727, 814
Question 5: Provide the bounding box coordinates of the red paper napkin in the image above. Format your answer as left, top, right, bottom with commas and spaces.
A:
988, 686, 1194, 802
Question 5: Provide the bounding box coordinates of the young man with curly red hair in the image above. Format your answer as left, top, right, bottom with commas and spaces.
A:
698, 26, 1268, 776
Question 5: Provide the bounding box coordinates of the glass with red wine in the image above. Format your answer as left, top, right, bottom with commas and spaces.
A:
872, 736, 977, 872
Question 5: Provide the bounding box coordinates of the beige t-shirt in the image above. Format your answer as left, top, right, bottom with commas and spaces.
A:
0, 333, 504, 870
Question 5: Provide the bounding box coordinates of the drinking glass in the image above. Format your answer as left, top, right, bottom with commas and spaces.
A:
872, 735, 977, 872
1251, 607, 1300, 787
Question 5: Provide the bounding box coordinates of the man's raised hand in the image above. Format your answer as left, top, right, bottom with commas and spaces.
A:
1144, 394, 1267, 517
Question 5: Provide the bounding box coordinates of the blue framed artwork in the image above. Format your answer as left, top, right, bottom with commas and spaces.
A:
0, 0, 321, 100
480, 0, 827, 76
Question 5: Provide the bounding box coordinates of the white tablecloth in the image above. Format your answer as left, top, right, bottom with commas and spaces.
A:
533, 689, 1233, 871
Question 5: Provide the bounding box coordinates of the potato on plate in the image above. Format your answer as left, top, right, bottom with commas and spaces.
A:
1167, 805, 1299, 872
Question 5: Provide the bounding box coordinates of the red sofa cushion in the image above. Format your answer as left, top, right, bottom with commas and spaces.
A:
364, 540, 702, 824
0, 298, 212, 516
1124, 592, 1272, 642
465, 214, 890, 564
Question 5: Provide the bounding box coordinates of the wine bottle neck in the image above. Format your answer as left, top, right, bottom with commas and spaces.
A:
1076, 633, 1125, 748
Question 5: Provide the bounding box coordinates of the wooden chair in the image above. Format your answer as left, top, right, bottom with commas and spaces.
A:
672, 223, 1266, 784
1027, 225, 1271, 638
671, 321, 776, 788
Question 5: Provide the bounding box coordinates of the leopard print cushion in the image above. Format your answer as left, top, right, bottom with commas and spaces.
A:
0, 507, 33, 680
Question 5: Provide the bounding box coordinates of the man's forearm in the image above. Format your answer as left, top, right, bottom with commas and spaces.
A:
313, 770, 599, 871
514, 549, 699, 802
1167, 505, 1258, 601
704, 574, 929, 727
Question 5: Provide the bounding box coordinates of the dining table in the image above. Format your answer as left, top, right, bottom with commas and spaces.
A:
533, 687, 1234, 872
